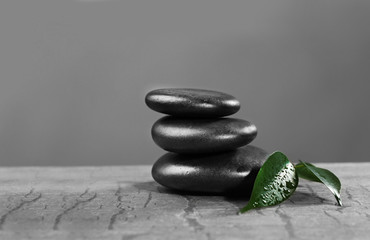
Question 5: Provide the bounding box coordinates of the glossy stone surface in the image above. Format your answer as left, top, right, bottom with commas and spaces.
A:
152, 116, 257, 154
152, 145, 269, 195
145, 88, 240, 117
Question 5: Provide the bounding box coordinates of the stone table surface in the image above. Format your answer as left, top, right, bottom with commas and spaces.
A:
0, 163, 369, 240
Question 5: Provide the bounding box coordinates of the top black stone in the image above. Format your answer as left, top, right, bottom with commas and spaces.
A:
145, 88, 240, 117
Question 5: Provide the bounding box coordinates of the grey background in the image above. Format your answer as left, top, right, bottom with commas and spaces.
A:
0, 0, 369, 166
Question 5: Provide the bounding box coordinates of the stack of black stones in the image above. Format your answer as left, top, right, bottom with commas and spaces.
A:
145, 88, 268, 196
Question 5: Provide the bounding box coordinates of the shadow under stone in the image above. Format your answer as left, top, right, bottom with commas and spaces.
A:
133, 181, 230, 196
133, 181, 249, 197
132, 181, 162, 193
132, 182, 335, 211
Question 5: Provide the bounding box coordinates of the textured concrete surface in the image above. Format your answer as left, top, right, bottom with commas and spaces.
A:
0, 163, 369, 239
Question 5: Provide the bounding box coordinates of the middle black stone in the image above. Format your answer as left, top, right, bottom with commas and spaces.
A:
151, 116, 257, 154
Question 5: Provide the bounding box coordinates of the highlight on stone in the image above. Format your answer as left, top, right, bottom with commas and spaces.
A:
145, 88, 240, 117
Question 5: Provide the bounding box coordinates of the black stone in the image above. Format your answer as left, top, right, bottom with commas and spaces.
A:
152, 116, 257, 154
145, 88, 240, 117
151, 145, 268, 196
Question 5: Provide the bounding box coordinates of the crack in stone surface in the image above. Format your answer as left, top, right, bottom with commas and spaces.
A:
335, 205, 350, 214
109, 209, 126, 230
324, 209, 355, 236
143, 192, 152, 208
345, 188, 362, 206
108, 185, 129, 230
275, 205, 295, 239
181, 196, 205, 232
53, 189, 97, 230
324, 210, 341, 224
0, 189, 42, 230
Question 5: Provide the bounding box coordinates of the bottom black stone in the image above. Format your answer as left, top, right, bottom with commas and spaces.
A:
151, 145, 269, 196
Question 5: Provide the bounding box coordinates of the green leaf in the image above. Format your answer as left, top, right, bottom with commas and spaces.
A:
295, 161, 342, 206
240, 151, 298, 213
295, 162, 321, 182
